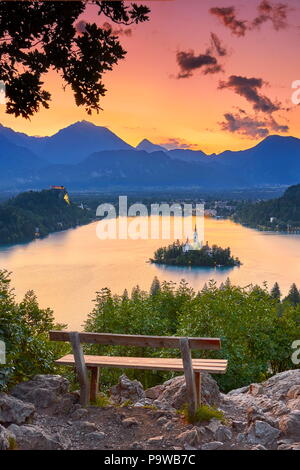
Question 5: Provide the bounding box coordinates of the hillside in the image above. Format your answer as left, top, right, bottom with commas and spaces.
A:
0, 188, 92, 245
1, 122, 300, 190
234, 184, 300, 231
0, 121, 132, 165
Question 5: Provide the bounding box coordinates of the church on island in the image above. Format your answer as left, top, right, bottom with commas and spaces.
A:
183, 225, 203, 253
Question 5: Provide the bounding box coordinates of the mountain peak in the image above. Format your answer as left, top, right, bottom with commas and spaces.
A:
136, 139, 167, 153
71, 120, 98, 129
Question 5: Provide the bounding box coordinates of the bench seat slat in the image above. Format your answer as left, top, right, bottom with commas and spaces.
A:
55, 354, 228, 374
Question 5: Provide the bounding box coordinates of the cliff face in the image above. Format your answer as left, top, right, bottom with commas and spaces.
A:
0, 370, 299, 450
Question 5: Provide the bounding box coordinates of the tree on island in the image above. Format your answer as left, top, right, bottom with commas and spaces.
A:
270, 282, 281, 301
283, 283, 300, 306
0, 1, 150, 118
150, 241, 240, 268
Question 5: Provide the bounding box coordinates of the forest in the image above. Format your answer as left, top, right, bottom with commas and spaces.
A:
1, 271, 299, 394
0, 189, 92, 245
234, 184, 300, 231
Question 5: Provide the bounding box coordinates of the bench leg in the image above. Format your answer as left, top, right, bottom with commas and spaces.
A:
180, 337, 197, 418
195, 372, 201, 407
88, 366, 100, 403
69, 332, 89, 407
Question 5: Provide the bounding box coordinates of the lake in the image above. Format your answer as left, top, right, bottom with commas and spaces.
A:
0, 216, 299, 329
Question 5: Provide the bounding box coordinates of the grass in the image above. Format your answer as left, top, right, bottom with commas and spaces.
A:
120, 399, 133, 407
91, 393, 111, 407
8, 435, 17, 450
182, 404, 226, 425
142, 404, 158, 410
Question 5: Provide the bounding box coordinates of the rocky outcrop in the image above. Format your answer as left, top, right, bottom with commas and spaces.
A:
0, 369, 299, 450
11, 374, 71, 410
223, 369, 300, 450
0, 393, 35, 425
279, 411, 300, 440
0, 424, 15, 450
110, 374, 145, 404
8, 423, 69, 450
145, 372, 220, 410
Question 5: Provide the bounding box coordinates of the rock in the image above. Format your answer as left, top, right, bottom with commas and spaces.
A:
8, 424, 68, 450
287, 385, 300, 400
279, 411, 300, 440
232, 420, 246, 432
215, 425, 232, 442
110, 374, 145, 405
55, 394, 78, 415
11, 375, 70, 409
176, 428, 201, 447
71, 408, 88, 420
247, 405, 265, 425
236, 433, 245, 443
152, 399, 176, 412
249, 383, 264, 396
147, 435, 164, 445
157, 416, 168, 426
153, 373, 220, 410
163, 421, 175, 432
227, 385, 249, 396
246, 420, 281, 449
0, 393, 35, 425
133, 398, 153, 408
145, 385, 164, 400
289, 398, 300, 411
201, 441, 224, 450
247, 405, 278, 428
130, 441, 143, 449
122, 417, 139, 427
73, 421, 98, 433
88, 431, 106, 440
0, 424, 15, 450
262, 370, 300, 401
205, 418, 222, 434
251, 444, 267, 450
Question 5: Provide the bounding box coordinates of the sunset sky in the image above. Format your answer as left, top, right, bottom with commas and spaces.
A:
0, 0, 300, 154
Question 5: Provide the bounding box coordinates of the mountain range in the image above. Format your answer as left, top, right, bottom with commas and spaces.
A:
0, 120, 300, 190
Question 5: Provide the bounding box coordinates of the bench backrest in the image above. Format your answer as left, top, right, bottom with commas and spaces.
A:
49, 331, 221, 350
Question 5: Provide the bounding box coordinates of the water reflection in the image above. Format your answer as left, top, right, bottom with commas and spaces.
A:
0, 217, 299, 329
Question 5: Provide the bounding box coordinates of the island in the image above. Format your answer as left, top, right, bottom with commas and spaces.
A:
149, 240, 241, 268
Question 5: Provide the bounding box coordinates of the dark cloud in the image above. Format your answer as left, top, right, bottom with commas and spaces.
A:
219, 75, 280, 114
176, 50, 221, 78
103, 22, 132, 37
210, 7, 247, 37
158, 137, 200, 150
209, 33, 228, 57
252, 0, 288, 31
220, 112, 289, 138
75, 20, 87, 34
75, 20, 132, 37
210, 2, 289, 36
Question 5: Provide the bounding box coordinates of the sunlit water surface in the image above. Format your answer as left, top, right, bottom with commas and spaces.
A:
0, 217, 299, 329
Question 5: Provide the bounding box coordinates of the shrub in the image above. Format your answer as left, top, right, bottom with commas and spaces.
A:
0, 270, 69, 389
182, 404, 225, 424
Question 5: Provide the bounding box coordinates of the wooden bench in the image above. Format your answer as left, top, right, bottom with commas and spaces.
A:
49, 331, 227, 416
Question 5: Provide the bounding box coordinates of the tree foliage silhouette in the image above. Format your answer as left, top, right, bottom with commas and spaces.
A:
0, 1, 150, 118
